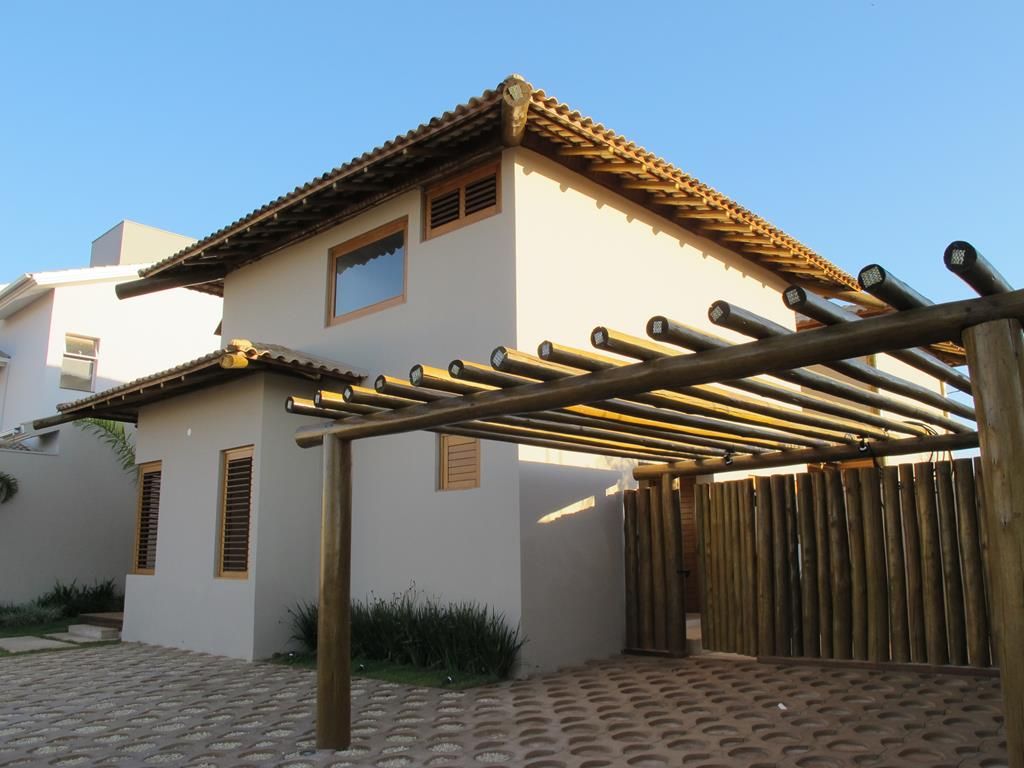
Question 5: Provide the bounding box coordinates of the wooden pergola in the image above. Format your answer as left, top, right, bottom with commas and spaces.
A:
290, 242, 1023, 768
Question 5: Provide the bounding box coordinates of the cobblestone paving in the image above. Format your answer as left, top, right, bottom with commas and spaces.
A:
0, 644, 1008, 767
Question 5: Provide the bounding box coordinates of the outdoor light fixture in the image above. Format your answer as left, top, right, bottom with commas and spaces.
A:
859, 264, 885, 289
724, 450, 734, 466
858, 438, 869, 453
649, 319, 665, 335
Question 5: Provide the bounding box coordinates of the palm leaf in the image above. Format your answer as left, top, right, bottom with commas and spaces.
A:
74, 418, 136, 473
0, 471, 17, 504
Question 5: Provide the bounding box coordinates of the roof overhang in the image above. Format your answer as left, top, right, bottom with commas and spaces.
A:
32, 340, 365, 429
0, 264, 153, 319
127, 75, 862, 301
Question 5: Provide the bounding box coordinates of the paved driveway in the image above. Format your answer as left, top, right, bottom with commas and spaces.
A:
0, 644, 1008, 767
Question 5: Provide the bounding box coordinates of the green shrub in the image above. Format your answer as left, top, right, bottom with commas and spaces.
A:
291, 587, 525, 680
36, 578, 123, 617
0, 602, 62, 629
287, 600, 319, 654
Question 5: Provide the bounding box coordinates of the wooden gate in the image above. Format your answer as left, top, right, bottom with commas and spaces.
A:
622, 477, 697, 655
695, 460, 995, 667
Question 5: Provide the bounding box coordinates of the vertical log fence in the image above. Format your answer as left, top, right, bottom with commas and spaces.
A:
666, 461, 997, 670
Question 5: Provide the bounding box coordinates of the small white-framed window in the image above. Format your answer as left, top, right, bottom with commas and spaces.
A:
60, 334, 99, 392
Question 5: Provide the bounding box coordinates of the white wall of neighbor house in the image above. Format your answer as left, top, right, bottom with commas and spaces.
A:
0, 292, 54, 431
124, 376, 266, 660
0, 425, 136, 603
511, 147, 805, 668
221, 154, 524, 652
0, 282, 221, 431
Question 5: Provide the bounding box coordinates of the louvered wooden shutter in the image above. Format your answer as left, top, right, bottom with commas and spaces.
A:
424, 162, 500, 239
463, 173, 498, 216
134, 462, 162, 574
439, 435, 480, 491
218, 446, 254, 577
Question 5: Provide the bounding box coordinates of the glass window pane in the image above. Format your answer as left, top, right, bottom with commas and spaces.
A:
65, 335, 97, 357
60, 356, 95, 391
333, 231, 405, 318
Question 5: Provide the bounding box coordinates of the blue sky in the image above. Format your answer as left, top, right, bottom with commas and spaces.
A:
1, 1, 1020, 302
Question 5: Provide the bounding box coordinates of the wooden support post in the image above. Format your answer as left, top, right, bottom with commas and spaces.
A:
843, 469, 868, 661
797, 474, 819, 658
785, 477, 803, 657
755, 477, 775, 656
826, 471, 852, 660
973, 457, 998, 666
623, 491, 640, 650
661, 474, 686, 655
915, 462, 949, 666
695, 485, 711, 650
724, 483, 738, 652
900, 463, 927, 663
649, 483, 668, 650
712, 483, 729, 651
812, 473, 833, 659
936, 462, 968, 666
953, 458, 990, 667
741, 481, 758, 657
770, 476, 791, 656
860, 467, 890, 662
317, 436, 352, 750
881, 467, 910, 663
963, 319, 1024, 767
636, 487, 655, 650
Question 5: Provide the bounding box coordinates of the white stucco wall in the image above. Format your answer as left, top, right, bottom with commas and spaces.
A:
220, 158, 524, 646
124, 376, 266, 660
511, 148, 803, 670
0, 425, 137, 603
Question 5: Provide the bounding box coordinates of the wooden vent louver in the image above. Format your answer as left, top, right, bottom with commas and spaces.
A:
134, 462, 162, 574
424, 161, 500, 239
219, 446, 254, 576
439, 434, 480, 490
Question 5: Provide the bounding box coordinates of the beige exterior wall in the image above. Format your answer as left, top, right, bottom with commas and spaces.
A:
218, 155, 524, 653
90, 220, 195, 268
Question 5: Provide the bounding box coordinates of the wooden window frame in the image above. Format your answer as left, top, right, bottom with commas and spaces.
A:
438, 434, 480, 491
60, 333, 99, 392
325, 217, 408, 327
132, 461, 162, 575
423, 161, 501, 241
216, 445, 254, 579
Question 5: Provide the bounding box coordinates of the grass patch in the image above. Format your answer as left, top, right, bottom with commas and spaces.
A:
0, 619, 72, 639
268, 652, 498, 690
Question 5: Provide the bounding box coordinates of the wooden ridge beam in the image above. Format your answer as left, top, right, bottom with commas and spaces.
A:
502, 342, 868, 443
582, 331, 921, 438
783, 285, 973, 394
647, 316, 964, 434
633, 432, 981, 479
450, 354, 821, 450
578, 332, 888, 441
708, 300, 975, 422
294, 288, 1024, 447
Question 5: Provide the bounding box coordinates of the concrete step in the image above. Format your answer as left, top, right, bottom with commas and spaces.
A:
67, 624, 120, 641
77, 612, 123, 630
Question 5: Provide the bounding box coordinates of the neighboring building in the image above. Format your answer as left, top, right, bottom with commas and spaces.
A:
0, 221, 223, 603
39, 78, 949, 672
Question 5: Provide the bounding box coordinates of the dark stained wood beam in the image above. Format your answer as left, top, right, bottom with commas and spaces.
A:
293, 288, 1024, 447
632, 431, 980, 479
